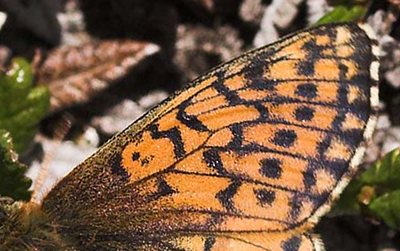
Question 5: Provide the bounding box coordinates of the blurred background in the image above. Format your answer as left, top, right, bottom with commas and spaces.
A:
0, 0, 399, 250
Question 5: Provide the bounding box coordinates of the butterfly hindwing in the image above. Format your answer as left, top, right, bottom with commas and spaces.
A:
42, 23, 379, 251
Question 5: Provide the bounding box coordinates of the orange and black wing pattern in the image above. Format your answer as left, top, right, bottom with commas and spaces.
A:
42, 23, 379, 251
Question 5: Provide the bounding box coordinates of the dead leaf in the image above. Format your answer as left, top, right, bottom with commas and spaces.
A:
37, 39, 159, 112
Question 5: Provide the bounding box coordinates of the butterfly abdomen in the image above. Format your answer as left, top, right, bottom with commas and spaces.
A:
0, 201, 73, 251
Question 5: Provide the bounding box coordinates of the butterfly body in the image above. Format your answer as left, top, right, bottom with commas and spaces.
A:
0, 23, 379, 251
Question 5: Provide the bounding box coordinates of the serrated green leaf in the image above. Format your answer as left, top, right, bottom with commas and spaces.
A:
314, 4, 368, 26
369, 190, 400, 230
0, 129, 32, 201
361, 149, 400, 191
0, 58, 50, 153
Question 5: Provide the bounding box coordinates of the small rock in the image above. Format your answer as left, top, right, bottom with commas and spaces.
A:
382, 127, 400, 155
306, 0, 330, 25
253, 0, 305, 46
239, 0, 265, 24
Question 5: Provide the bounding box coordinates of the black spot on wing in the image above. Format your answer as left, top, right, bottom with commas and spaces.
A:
254, 188, 276, 206
227, 124, 244, 149
148, 124, 185, 159
203, 149, 227, 175
295, 83, 317, 100
289, 194, 302, 220
149, 176, 176, 200
281, 235, 302, 251
247, 77, 277, 91
259, 158, 282, 179
303, 169, 317, 190
216, 180, 242, 212
132, 152, 140, 161
109, 153, 130, 183
272, 129, 297, 148
141, 158, 150, 166
294, 106, 315, 121
204, 236, 216, 251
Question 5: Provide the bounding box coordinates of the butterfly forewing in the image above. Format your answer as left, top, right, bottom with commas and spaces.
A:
42, 23, 379, 251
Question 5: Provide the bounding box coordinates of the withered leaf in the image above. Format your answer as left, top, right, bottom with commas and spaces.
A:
37, 40, 159, 113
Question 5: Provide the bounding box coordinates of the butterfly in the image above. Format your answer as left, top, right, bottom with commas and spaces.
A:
0, 22, 379, 251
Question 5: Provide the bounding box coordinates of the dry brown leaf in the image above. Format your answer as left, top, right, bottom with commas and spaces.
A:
37, 40, 159, 113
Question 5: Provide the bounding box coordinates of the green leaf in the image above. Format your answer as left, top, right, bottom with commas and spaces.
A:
334, 149, 400, 230
361, 148, 400, 191
0, 129, 32, 201
331, 179, 363, 215
362, 149, 400, 230
369, 190, 400, 230
0, 58, 50, 153
314, 4, 368, 26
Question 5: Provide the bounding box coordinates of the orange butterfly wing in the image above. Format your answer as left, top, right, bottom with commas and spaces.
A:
42, 23, 379, 251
